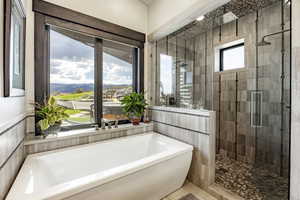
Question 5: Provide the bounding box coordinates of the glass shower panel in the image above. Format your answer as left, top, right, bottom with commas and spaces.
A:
152, 0, 291, 199
255, 1, 290, 199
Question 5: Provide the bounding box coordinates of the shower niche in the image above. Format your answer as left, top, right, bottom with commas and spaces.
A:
151, 0, 291, 199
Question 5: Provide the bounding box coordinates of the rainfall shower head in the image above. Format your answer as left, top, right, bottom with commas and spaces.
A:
257, 29, 291, 47
221, 12, 238, 24
257, 39, 272, 47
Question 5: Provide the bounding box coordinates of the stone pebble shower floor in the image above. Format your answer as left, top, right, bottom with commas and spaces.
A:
215, 154, 289, 200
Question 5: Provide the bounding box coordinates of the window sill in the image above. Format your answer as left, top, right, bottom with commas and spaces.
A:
25, 122, 153, 146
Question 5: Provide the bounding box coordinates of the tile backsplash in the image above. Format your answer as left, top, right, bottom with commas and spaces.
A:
25, 123, 154, 154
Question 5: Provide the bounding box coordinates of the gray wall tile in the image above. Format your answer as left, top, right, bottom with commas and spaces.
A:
0, 119, 26, 200
152, 108, 215, 188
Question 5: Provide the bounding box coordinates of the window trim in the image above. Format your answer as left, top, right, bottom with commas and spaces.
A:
33, 0, 145, 43
3, 0, 26, 97
34, 3, 145, 135
219, 43, 245, 72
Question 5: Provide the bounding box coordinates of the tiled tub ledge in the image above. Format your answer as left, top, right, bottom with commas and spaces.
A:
150, 106, 214, 117
25, 123, 153, 154
150, 106, 215, 136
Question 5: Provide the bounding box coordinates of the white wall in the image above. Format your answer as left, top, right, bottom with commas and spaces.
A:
291, 1, 300, 199
25, 0, 35, 118
292, 1, 300, 47
0, 0, 26, 126
147, 0, 229, 40
44, 0, 148, 33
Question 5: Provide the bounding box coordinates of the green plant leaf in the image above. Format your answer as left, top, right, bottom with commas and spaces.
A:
38, 119, 49, 131
35, 96, 69, 132
120, 92, 147, 118
48, 96, 56, 106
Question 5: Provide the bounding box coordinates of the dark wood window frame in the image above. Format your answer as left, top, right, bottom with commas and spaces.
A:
219, 43, 245, 72
34, 0, 145, 134
4, 0, 26, 97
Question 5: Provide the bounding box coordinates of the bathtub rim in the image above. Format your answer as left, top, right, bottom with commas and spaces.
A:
6, 132, 193, 200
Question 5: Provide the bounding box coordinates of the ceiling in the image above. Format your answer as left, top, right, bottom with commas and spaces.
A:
171, 0, 281, 39
140, 0, 153, 6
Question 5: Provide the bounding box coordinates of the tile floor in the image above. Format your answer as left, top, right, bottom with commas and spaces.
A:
162, 182, 217, 200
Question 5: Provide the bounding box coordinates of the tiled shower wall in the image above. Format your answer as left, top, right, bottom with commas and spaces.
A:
151, 1, 290, 177
213, 2, 290, 176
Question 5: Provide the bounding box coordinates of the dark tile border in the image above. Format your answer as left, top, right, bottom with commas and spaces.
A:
0, 115, 32, 136
150, 107, 211, 118
0, 139, 25, 170
152, 120, 210, 136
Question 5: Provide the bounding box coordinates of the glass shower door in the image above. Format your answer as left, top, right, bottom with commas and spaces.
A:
254, 1, 291, 199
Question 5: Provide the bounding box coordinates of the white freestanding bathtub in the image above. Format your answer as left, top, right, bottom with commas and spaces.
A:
6, 132, 193, 200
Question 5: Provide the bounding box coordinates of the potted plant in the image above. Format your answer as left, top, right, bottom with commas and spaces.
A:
120, 92, 148, 125
35, 97, 70, 137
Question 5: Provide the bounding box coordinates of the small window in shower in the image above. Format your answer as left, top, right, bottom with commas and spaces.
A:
251, 91, 263, 127
220, 43, 245, 71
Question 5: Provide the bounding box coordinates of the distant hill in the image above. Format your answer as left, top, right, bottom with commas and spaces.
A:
50, 83, 130, 94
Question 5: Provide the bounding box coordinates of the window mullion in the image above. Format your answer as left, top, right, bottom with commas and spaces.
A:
139, 47, 144, 93
132, 48, 138, 92
95, 38, 103, 126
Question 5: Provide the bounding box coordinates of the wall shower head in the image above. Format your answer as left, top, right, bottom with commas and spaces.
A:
257, 39, 272, 47
257, 29, 291, 47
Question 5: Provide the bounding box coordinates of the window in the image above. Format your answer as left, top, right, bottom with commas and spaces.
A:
220, 43, 245, 71
160, 54, 173, 96
34, 2, 145, 133
102, 41, 134, 121
47, 26, 138, 129
159, 53, 177, 106
50, 27, 95, 127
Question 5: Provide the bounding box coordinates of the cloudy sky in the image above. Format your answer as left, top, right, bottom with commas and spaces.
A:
50, 30, 133, 85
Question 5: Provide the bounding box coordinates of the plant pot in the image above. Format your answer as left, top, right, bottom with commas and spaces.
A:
42, 122, 62, 137
131, 116, 141, 125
